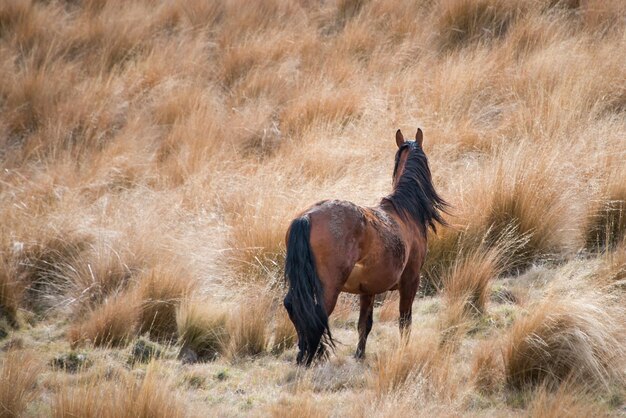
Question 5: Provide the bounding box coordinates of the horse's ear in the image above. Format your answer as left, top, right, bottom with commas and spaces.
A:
415, 128, 423, 147
395, 129, 405, 148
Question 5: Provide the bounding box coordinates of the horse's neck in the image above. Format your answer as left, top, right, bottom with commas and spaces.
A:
381, 185, 429, 235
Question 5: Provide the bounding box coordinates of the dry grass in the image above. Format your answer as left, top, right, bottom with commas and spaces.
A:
138, 265, 196, 341
0, 350, 42, 418
62, 239, 137, 315
597, 245, 626, 294
442, 245, 502, 318
525, 383, 610, 418
272, 306, 297, 354
372, 329, 440, 396
229, 293, 271, 358
176, 299, 230, 362
0, 0, 625, 415
0, 256, 21, 328
503, 293, 625, 390
68, 291, 139, 348
52, 364, 187, 418
586, 164, 626, 251
471, 145, 581, 267
268, 393, 329, 418
435, 0, 524, 49
438, 235, 517, 341
378, 293, 399, 323
14, 231, 92, 314
331, 294, 357, 327
471, 339, 504, 394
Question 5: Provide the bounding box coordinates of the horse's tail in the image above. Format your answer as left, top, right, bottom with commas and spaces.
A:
283, 215, 334, 366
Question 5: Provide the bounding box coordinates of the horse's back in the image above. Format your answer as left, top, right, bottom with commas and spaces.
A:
293, 200, 413, 295
297, 199, 366, 279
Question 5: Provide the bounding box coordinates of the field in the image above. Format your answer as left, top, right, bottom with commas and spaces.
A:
0, 0, 625, 416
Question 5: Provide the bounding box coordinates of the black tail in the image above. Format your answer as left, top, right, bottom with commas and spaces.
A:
283, 216, 334, 366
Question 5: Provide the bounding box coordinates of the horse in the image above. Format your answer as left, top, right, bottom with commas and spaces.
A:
283, 128, 449, 366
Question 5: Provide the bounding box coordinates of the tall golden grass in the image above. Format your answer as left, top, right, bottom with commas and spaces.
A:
51, 364, 187, 418
0, 0, 624, 415
0, 350, 42, 418
503, 292, 625, 390
176, 299, 230, 362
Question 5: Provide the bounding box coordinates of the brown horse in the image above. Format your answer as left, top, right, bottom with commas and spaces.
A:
283, 128, 449, 366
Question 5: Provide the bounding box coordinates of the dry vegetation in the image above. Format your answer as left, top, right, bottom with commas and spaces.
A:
0, 0, 625, 416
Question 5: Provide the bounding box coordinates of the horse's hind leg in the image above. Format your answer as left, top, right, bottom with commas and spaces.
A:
398, 276, 419, 338
355, 294, 374, 359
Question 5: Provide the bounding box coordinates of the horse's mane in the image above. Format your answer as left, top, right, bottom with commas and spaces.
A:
383, 142, 449, 234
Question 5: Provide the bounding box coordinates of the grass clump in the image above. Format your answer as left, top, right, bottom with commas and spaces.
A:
229, 294, 270, 358
63, 240, 136, 314
16, 232, 92, 314
435, 0, 523, 49
224, 184, 292, 284
0, 256, 21, 329
52, 364, 187, 418
442, 245, 503, 318
429, 145, 581, 276
176, 300, 230, 363
138, 265, 195, 341
0, 350, 42, 418
503, 293, 625, 391
68, 291, 139, 348
477, 148, 579, 268
471, 340, 504, 394
271, 307, 296, 354
585, 166, 626, 251
525, 383, 608, 418
268, 393, 328, 418
373, 329, 439, 396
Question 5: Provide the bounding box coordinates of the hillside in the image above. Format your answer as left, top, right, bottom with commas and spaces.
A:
0, 0, 625, 416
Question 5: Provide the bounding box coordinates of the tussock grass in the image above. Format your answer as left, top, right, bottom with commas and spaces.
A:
378, 293, 399, 323
62, 240, 135, 314
471, 339, 504, 394
52, 363, 187, 418
0, 0, 625, 415
442, 245, 503, 318
525, 383, 608, 418
438, 234, 521, 344
221, 175, 313, 283
0, 350, 42, 418
473, 145, 581, 267
176, 299, 230, 362
271, 307, 297, 354
585, 164, 626, 251
15, 231, 92, 314
435, 0, 524, 49
421, 227, 466, 295
597, 245, 626, 294
0, 255, 21, 328
373, 329, 440, 396
68, 291, 139, 348
268, 393, 328, 418
138, 265, 196, 341
503, 293, 626, 390
425, 143, 580, 287
229, 294, 271, 358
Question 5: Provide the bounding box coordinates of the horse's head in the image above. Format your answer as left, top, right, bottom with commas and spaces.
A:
392, 128, 424, 188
